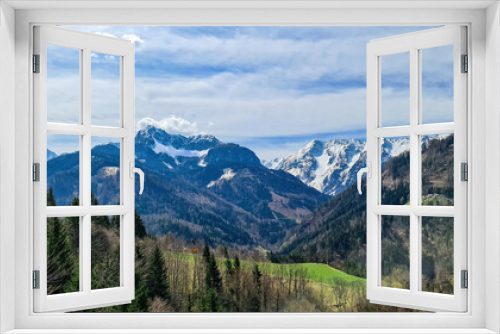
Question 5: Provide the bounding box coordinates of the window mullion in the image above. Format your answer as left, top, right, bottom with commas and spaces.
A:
409, 47, 420, 294
82, 47, 92, 294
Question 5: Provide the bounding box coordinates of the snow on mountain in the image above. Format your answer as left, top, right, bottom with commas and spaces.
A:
262, 157, 283, 169
267, 137, 413, 196
207, 168, 236, 188
152, 139, 209, 158
136, 125, 220, 152
135, 125, 221, 166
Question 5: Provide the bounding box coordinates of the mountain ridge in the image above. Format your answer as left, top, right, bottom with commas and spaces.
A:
47, 126, 328, 250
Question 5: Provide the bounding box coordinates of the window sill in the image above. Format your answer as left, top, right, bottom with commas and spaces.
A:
4, 329, 498, 334
4, 330, 498, 334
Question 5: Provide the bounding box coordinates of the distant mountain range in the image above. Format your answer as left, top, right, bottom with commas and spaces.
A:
263, 137, 413, 196
47, 124, 448, 252
47, 126, 328, 250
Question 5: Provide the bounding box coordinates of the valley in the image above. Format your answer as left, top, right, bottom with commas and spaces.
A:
46, 126, 455, 312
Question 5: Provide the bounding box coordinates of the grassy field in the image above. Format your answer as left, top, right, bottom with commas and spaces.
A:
165, 251, 364, 285
239, 260, 364, 284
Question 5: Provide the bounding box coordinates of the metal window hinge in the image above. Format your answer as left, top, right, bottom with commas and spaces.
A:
461, 54, 468, 73
461, 270, 468, 289
33, 270, 40, 289
33, 54, 40, 73
33, 163, 40, 182
461, 162, 468, 181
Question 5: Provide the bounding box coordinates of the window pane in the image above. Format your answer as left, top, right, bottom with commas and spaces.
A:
421, 45, 454, 124
381, 136, 410, 205
91, 137, 121, 206
381, 52, 410, 127
91, 52, 121, 127
421, 134, 454, 206
422, 217, 454, 295
47, 134, 80, 206
47, 216, 80, 295
47, 44, 80, 124
381, 215, 410, 290
91, 216, 120, 290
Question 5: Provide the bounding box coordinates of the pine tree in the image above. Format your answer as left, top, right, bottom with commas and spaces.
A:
198, 249, 224, 312
252, 264, 262, 288
205, 253, 223, 292
146, 246, 170, 301
135, 211, 147, 238
47, 216, 77, 294
234, 255, 241, 270
197, 287, 224, 312
233, 254, 242, 311
202, 244, 210, 264
91, 191, 110, 227
47, 187, 57, 206
248, 264, 262, 312
126, 270, 150, 312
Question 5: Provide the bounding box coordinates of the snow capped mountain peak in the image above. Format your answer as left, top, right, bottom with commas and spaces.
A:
268, 137, 411, 196
136, 125, 221, 159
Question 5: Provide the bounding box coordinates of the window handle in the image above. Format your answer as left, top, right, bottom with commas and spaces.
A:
357, 161, 371, 195
130, 162, 145, 195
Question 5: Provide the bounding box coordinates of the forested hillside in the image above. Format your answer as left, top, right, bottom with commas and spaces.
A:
279, 135, 455, 294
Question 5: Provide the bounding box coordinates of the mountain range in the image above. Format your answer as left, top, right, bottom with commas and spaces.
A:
47, 124, 447, 253
48, 126, 329, 250
263, 137, 413, 196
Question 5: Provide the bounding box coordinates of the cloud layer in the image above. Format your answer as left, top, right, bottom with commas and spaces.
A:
52, 26, 450, 159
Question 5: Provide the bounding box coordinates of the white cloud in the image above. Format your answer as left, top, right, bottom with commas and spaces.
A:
122, 34, 144, 45
137, 116, 200, 136
54, 26, 452, 142
134, 75, 368, 138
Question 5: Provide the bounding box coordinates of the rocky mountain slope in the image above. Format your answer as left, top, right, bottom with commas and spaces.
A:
47, 126, 328, 250
264, 137, 414, 196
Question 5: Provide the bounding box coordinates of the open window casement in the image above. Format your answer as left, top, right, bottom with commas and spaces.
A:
33, 26, 140, 312
364, 26, 467, 312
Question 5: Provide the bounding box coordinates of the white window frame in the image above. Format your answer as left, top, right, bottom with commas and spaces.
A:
33, 25, 136, 312
0, 1, 499, 333
366, 26, 468, 312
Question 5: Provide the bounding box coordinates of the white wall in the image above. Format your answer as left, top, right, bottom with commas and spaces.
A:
485, 2, 500, 333
0, 2, 16, 333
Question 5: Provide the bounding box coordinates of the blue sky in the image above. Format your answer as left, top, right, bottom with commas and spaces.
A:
48, 26, 453, 160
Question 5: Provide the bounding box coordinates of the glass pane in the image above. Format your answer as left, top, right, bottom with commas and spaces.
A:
91, 137, 121, 206
47, 216, 80, 295
421, 134, 454, 206
422, 217, 454, 294
381, 52, 410, 127
91, 215, 120, 290
91, 52, 121, 127
381, 215, 410, 290
47, 44, 81, 124
381, 136, 410, 205
47, 134, 80, 206
421, 45, 454, 124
